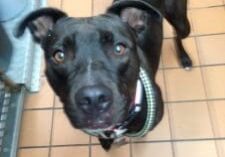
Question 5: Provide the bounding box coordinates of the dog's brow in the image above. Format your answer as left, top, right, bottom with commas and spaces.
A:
99, 30, 114, 43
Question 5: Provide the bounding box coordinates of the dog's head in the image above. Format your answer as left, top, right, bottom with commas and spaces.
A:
16, 2, 161, 130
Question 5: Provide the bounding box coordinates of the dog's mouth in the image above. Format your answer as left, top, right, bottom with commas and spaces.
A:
65, 67, 158, 138
83, 114, 120, 130
82, 100, 134, 130
65, 80, 135, 130
65, 102, 127, 130
65, 97, 134, 132
85, 122, 113, 130
83, 125, 116, 135
67, 67, 146, 129
79, 74, 144, 130
81, 79, 144, 138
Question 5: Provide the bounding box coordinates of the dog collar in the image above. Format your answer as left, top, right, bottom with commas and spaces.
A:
83, 67, 157, 139
125, 67, 156, 137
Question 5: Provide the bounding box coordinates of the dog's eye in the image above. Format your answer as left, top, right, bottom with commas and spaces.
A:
114, 44, 126, 55
53, 50, 65, 64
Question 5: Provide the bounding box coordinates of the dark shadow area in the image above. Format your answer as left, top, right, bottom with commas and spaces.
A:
0, 23, 13, 73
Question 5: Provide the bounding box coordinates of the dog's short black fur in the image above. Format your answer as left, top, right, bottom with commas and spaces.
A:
16, 0, 192, 150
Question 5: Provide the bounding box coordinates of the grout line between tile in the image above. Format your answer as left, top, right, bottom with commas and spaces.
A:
161, 58, 176, 157
23, 107, 55, 111
194, 35, 221, 157
19, 143, 99, 149
159, 63, 225, 71
132, 137, 225, 144
18, 136, 225, 150
167, 104, 177, 157
164, 32, 225, 40
188, 4, 225, 10
60, 0, 63, 9
129, 138, 133, 157
89, 136, 92, 157
224, 3, 225, 12
91, 0, 94, 16
48, 95, 57, 157
22, 98, 225, 111
165, 98, 225, 104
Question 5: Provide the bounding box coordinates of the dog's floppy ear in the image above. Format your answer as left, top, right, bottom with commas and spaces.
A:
107, 0, 162, 32
15, 8, 67, 42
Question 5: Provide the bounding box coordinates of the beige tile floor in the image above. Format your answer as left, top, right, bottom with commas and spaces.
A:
17, 0, 225, 157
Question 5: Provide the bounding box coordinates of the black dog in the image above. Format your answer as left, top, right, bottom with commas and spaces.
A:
16, 0, 192, 150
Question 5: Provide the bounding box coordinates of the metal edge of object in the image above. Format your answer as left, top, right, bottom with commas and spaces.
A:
0, 86, 25, 157
3, 0, 46, 92
22, 0, 46, 92
28, 44, 43, 92
7, 88, 25, 157
3, 0, 36, 85
27, 0, 47, 92
10, 88, 26, 157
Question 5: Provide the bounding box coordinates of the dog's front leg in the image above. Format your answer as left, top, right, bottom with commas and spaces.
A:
98, 138, 114, 151
164, 0, 192, 69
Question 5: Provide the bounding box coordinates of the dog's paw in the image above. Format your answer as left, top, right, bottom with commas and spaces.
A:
180, 53, 193, 70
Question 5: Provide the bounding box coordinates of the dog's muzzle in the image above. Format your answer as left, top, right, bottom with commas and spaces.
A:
83, 67, 157, 139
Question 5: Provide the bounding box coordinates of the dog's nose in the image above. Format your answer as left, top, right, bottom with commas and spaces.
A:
75, 85, 112, 113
